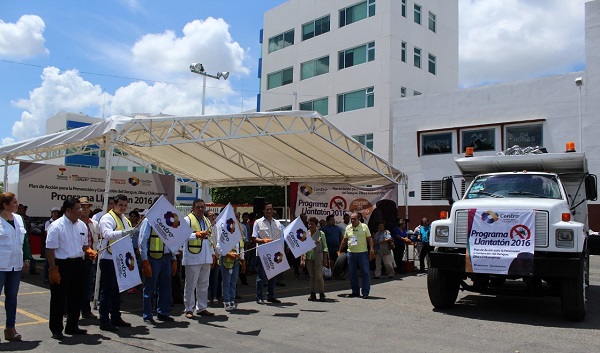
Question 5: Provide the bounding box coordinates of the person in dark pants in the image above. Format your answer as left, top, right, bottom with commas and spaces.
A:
391, 218, 408, 273
46, 197, 97, 340
98, 194, 135, 331
79, 197, 99, 319
321, 215, 343, 266
416, 218, 431, 273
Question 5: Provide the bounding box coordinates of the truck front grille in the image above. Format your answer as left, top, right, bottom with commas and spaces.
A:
455, 210, 549, 247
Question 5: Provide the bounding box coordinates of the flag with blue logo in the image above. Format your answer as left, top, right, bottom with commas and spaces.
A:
283, 216, 315, 258
145, 195, 193, 252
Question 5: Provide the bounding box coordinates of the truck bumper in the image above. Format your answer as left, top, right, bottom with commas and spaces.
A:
429, 251, 582, 278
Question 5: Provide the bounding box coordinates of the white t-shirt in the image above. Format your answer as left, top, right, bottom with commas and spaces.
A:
45, 215, 87, 259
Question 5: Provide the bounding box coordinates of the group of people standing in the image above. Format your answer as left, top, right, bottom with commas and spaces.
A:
0, 190, 433, 344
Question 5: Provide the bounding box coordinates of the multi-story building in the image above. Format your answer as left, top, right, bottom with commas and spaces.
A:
45, 112, 199, 206
258, 0, 458, 162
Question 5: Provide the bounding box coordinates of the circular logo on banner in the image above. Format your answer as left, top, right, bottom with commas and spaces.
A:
510, 224, 531, 240
273, 252, 284, 264
300, 184, 313, 196
125, 252, 136, 271
296, 228, 307, 242
481, 210, 499, 224
226, 218, 236, 233
329, 196, 347, 210
164, 211, 180, 228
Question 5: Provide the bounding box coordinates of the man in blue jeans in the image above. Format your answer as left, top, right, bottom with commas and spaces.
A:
252, 202, 283, 304
338, 213, 374, 299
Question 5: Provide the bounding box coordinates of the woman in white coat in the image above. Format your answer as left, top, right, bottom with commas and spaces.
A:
0, 192, 28, 342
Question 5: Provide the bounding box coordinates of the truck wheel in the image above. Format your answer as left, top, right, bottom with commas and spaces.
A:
428, 267, 460, 309
332, 252, 348, 280
561, 256, 587, 322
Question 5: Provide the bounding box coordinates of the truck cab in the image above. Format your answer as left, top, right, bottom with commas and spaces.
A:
428, 149, 597, 321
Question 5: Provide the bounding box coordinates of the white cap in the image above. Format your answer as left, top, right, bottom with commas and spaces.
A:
51, 207, 60, 212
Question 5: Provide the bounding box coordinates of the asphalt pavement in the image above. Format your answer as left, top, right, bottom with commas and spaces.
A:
2, 255, 600, 353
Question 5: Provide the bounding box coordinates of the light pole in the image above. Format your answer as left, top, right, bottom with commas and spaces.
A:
190, 63, 229, 115
575, 76, 584, 150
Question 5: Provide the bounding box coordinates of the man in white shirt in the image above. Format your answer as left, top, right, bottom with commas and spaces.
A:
46, 197, 97, 340
182, 199, 216, 318
252, 201, 284, 304
98, 194, 135, 331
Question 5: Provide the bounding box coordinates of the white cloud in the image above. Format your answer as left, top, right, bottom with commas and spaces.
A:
0, 15, 49, 58
459, 0, 586, 87
130, 17, 249, 79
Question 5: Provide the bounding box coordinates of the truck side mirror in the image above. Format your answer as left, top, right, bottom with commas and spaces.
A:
441, 177, 454, 204
585, 174, 597, 201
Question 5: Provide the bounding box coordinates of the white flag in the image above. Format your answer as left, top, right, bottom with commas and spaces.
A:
145, 195, 193, 252
256, 239, 290, 280
283, 217, 315, 258
111, 236, 142, 292
215, 203, 243, 254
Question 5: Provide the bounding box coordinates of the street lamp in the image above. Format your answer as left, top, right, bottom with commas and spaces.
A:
190, 63, 229, 115
575, 76, 584, 150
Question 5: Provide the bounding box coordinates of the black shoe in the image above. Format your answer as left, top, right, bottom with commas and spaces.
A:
267, 298, 281, 303
111, 319, 131, 327
362, 295, 369, 299
347, 293, 360, 298
143, 318, 156, 325
65, 327, 87, 335
319, 293, 326, 302
308, 292, 317, 301
157, 315, 174, 322
51, 332, 65, 340
100, 323, 118, 332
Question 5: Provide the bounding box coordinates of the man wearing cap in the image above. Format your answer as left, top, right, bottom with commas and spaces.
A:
98, 194, 135, 331
46, 197, 97, 339
79, 197, 100, 319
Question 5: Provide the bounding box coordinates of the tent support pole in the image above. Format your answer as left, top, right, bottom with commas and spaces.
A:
3, 157, 8, 192
404, 178, 409, 228
284, 181, 288, 220
94, 130, 116, 309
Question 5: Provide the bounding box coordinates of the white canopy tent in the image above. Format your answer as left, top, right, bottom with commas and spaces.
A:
0, 111, 405, 213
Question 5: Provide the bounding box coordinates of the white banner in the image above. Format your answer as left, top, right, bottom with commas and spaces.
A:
215, 203, 243, 254
294, 182, 398, 225
257, 239, 290, 280
17, 161, 175, 217
111, 236, 142, 292
145, 196, 194, 252
283, 217, 315, 258
466, 209, 535, 275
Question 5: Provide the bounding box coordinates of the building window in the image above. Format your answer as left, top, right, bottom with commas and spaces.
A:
505, 124, 543, 148
421, 180, 444, 200
300, 97, 329, 116
414, 47, 421, 68
112, 166, 128, 172
179, 185, 193, 194
268, 29, 294, 53
428, 53, 436, 75
132, 166, 147, 173
402, 0, 406, 17
267, 67, 293, 89
462, 128, 496, 152
401, 86, 406, 97
340, 0, 375, 28
414, 90, 422, 96
267, 105, 293, 112
337, 87, 374, 113
428, 11, 436, 32
302, 15, 330, 40
414, 4, 422, 25
422, 132, 452, 155
339, 42, 375, 70
401, 41, 407, 62
352, 133, 374, 150
301, 56, 329, 80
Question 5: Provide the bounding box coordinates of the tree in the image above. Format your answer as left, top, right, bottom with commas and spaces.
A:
210, 185, 289, 207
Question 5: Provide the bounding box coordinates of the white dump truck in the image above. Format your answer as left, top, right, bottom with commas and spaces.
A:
428, 146, 597, 321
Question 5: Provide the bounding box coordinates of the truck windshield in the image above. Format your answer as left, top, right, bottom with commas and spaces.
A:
465, 174, 563, 200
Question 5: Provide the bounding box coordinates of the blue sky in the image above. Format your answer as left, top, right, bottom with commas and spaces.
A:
0, 0, 588, 144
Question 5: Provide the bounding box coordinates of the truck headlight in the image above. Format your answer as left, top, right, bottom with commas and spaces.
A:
556, 229, 574, 248
435, 226, 449, 243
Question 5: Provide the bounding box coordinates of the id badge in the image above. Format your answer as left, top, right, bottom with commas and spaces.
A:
349, 235, 358, 246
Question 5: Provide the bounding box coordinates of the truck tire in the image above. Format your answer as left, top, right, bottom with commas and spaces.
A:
332, 252, 348, 280
427, 267, 460, 309
561, 255, 587, 322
